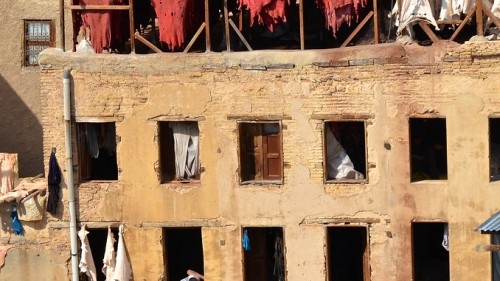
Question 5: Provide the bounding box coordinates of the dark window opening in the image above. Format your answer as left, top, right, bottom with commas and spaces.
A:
77, 122, 118, 181
81, 228, 119, 281
24, 20, 54, 66
325, 121, 367, 182
327, 226, 369, 281
410, 118, 447, 182
163, 227, 204, 281
490, 118, 500, 181
412, 222, 450, 281
159, 121, 200, 183
239, 122, 283, 183
242, 227, 285, 281
492, 233, 500, 281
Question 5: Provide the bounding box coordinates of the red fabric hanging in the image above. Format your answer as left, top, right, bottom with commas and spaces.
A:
239, 0, 289, 32
151, 0, 197, 51
317, 0, 367, 37
72, 0, 130, 53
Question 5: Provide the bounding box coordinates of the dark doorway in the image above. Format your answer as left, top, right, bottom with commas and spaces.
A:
412, 222, 450, 281
86, 227, 119, 281
489, 118, 500, 181
242, 227, 285, 281
409, 118, 448, 182
163, 227, 204, 281
492, 233, 500, 281
327, 226, 369, 281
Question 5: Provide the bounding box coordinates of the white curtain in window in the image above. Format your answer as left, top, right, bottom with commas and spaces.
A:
85, 124, 100, 159
326, 125, 364, 180
170, 123, 199, 180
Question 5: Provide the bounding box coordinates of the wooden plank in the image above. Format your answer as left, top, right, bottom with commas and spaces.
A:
184, 22, 207, 53
341, 11, 374, 47
229, 19, 253, 51
418, 21, 440, 43
300, 217, 380, 225
436, 19, 463, 24
135, 32, 162, 53
60, 0, 65, 51
224, 0, 231, 51
483, 5, 500, 29
449, 6, 476, 41
363, 227, 370, 281
397, 0, 402, 16
66, 5, 130, 10
128, 0, 135, 53
204, 0, 211, 51
299, 0, 305, 50
477, 0, 484, 36
476, 244, 500, 252
239, 10, 243, 31
373, 0, 379, 44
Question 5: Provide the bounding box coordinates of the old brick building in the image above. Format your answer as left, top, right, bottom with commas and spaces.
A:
3, 0, 500, 281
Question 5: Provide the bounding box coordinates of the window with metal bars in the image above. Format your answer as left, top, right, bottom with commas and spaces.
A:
24, 20, 54, 66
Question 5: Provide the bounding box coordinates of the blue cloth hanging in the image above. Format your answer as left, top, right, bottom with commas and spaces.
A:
242, 229, 251, 251
11, 207, 23, 236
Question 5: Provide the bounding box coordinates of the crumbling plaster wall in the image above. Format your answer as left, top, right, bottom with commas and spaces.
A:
36, 41, 500, 281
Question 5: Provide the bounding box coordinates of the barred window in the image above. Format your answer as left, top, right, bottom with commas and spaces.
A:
24, 20, 54, 66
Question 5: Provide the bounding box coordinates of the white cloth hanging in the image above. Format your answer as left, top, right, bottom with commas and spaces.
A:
102, 226, 116, 281
78, 224, 97, 281
439, 0, 475, 20
112, 225, 132, 281
85, 124, 100, 159
391, 0, 440, 36
441, 224, 449, 251
326, 125, 364, 180
170, 123, 199, 180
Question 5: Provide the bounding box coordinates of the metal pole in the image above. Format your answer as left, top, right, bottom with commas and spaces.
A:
63, 70, 79, 281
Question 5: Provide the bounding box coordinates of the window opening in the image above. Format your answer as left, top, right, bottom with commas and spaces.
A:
239, 122, 283, 183
159, 121, 200, 183
412, 222, 450, 281
327, 226, 369, 281
163, 227, 204, 281
325, 121, 366, 182
77, 122, 118, 181
490, 118, 500, 181
83, 227, 119, 281
409, 118, 447, 182
24, 20, 54, 66
242, 227, 285, 281
493, 233, 500, 281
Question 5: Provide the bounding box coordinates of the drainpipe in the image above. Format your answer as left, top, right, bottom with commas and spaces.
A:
63, 70, 79, 281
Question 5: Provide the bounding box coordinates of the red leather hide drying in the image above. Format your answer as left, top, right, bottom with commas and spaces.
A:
239, 0, 289, 32
72, 0, 129, 53
318, 0, 367, 37
151, 0, 196, 51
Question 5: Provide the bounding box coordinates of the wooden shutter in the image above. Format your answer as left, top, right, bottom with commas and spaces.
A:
263, 133, 282, 180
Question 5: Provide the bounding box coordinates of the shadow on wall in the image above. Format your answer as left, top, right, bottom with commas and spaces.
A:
0, 74, 43, 177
